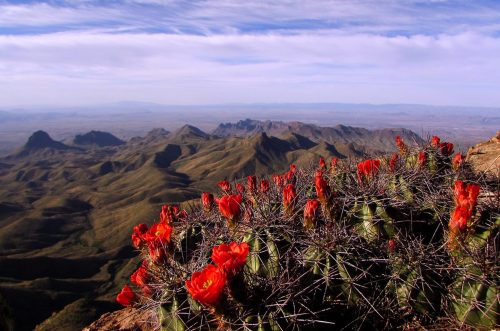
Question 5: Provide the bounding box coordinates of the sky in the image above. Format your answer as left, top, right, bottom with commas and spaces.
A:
1, 0, 500, 107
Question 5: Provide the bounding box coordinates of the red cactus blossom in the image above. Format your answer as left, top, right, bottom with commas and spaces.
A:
283, 184, 296, 215
330, 157, 338, 173
452, 153, 463, 170
116, 285, 136, 307
131, 223, 148, 248
202, 192, 214, 211
453, 181, 480, 212
185, 264, 227, 307
143, 222, 172, 262
211, 242, 249, 275
357, 159, 381, 182
448, 180, 480, 249
144, 222, 172, 243
236, 183, 246, 194
418, 151, 427, 167
218, 180, 232, 193
450, 206, 471, 232
389, 153, 398, 172
431, 135, 440, 147
283, 169, 295, 183
247, 176, 257, 193
160, 204, 180, 224
131, 265, 149, 287
319, 157, 326, 170
395, 136, 408, 155
388, 239, 396, 252
303, 199, 320, 229
290, 164, 296, 173
439, 142, 454, 156
217, 194, 243, 224
315, 170, 331, 204
260, 180, 270, 194
272, 174, 284, 188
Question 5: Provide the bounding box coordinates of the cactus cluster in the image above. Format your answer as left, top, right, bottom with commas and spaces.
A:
117, 136, 499, 330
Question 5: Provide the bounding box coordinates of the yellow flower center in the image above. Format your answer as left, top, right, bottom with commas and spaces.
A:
203, 279, 213, 289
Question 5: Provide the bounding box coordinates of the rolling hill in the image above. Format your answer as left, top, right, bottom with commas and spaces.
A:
0, 120, 422, 330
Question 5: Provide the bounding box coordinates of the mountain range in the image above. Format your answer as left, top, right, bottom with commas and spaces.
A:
0, 120, 422, 330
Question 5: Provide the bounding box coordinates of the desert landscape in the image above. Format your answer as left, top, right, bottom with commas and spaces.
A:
1, 0, 499, 330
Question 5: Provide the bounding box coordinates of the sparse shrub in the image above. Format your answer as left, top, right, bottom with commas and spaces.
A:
117, 136, 499, 330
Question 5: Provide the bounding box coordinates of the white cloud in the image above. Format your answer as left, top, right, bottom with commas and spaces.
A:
0, 30, 499, 106
0, 1, 499, 106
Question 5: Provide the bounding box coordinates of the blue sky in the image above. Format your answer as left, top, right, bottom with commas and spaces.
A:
1, 0, 500, 107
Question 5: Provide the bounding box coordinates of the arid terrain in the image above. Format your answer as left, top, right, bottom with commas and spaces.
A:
1, 103, 498, 156
0, 120, 422, 330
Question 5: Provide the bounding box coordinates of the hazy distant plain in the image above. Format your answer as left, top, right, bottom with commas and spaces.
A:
1, 102, 498, 155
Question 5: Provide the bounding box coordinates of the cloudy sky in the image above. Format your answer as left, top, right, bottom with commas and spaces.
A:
1, 0, 499, 107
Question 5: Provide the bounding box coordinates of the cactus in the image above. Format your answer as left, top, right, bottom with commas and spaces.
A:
116, 136, 499, 330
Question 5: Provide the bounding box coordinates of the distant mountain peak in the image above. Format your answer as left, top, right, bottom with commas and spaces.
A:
146, 128, 170, 138
24, 130, 70, 150
172, 125, 209, 140
212, 119, 424, 152
73, 130, 125, 147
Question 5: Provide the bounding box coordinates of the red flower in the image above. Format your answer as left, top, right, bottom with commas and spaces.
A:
319, 157, 326, 170
330, 157, 338, 173
315, 170, 330, 204
452, 153, 463, 170
131, 223, 148, 248
116, 285, 136, 307
431, 135, 440, 148
144, 222, 172, 243
211, 242, 249, 274
283, 169, 295, 183
280, 164, 296, 183
283, 184, 296, 215
272, 174, 284, 188
185, 264, 226, 307
439, 142, 454, 156
454, 181, 480, 212
217, 194, 243, 223
389, 153, 398, 172
357, 159, 381, 182
143, 222, 172, 262
395, 136, 403, 147
247, 176, 257, 193
449, 180, 480, 239
418, 151, 426, 167
260, 179, 270, 194
395, 136, 407, 154
450, 206, 471, 232
201, 192, 214, 211
218, 180, 232, 193
160, 205, 180, 224
131, 265, 149, 287
303, 199, 320, 229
